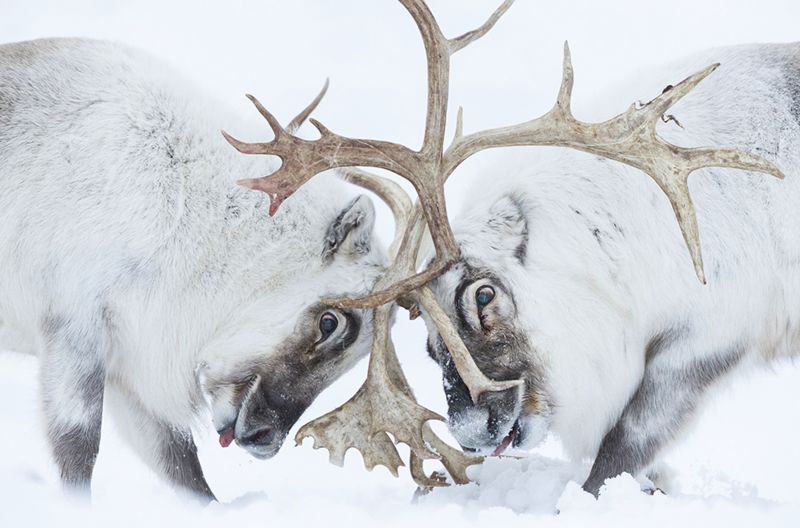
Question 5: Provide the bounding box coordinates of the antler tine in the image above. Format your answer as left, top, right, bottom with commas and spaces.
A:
422, 426, 482, 485
287, 78, 330, 133
245, 93, 285, 138
448, 0, 515, 53
556, 41, 574, 114
401, 0, 515, 153
221, 129, 269, 155
322, 258, 450, 309
417, 287, 522, 402
338, 168, 412, 258
453, 106, 464, 143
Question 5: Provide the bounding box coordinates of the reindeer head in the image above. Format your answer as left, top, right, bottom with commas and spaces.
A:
422, 189, 564, 456
222, 0, 782, 483
196, 189, 385, 459
421, 193, 553, 455
190, 84, 390, 459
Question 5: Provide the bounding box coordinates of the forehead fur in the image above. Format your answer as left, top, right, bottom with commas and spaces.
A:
427, 188, 533, 314
199, 199, 386, 378
209, 259, 380, 361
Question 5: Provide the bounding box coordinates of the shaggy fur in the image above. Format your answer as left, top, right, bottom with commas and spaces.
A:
0, 38, 385, 500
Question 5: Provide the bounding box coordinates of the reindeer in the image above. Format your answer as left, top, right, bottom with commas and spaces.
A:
423, 42, 800, 495
0, 38, 387, 500
220, 0, 788, 497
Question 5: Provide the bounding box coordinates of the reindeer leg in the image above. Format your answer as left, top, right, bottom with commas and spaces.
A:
106, 388, 215, 502
39, 315, 109, 495
582, 331, 744, 496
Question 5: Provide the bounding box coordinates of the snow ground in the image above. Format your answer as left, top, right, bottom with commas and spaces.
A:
2, 1, 800, 526
2, 346, 799, 527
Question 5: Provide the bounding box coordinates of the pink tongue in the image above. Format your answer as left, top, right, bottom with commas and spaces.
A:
219, 428, 235, 448
491, 430, 514, 457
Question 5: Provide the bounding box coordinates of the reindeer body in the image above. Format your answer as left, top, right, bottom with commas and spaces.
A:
425, 42, 800, 494
0, 38, 383, 499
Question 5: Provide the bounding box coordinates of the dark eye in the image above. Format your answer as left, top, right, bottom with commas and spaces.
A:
319, 312, 339, 338
475, 286, 495, 308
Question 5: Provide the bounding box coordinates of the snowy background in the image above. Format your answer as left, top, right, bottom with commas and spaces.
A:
2, 0, 800, 526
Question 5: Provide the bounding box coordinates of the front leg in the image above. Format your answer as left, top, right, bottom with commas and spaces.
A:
582, 331, 744, 496
160, 428, 215, 503
39, 315, 109, 494
106, 388, 215, 502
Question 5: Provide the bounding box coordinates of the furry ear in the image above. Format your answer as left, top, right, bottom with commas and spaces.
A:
483, 194, 529, 265
322, 195, 376, 262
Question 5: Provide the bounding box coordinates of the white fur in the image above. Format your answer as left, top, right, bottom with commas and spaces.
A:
0, 39, 382, 442
444, 42, 800, 462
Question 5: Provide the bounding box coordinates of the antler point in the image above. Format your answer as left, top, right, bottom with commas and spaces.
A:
309, 118, 331, 135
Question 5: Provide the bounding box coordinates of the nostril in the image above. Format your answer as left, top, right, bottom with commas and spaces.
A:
240, 426, 275, 446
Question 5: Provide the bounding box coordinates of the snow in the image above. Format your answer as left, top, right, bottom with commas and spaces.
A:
3, 346, 800, 526
2, 0, 800, 526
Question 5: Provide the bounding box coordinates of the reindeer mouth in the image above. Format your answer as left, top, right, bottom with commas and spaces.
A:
491, 419, 521, 456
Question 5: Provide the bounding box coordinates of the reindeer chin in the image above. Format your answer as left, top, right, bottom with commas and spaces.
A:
239, 439, 283, 460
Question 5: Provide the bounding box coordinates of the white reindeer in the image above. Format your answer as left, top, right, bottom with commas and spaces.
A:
0, 38, 386, 500
422, 42, 800, 495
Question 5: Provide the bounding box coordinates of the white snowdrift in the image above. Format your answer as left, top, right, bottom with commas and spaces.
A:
1, 348, 798, 528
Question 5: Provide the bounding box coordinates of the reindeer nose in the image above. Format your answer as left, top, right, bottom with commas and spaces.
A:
238, 425, 276, 446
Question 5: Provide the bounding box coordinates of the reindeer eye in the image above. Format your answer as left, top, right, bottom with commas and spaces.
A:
475, 286, 495, 308
319, 312, 339, 337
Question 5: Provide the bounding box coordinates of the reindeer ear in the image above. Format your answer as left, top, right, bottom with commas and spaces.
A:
322, 195, 376, 262
483, 194, 529, 265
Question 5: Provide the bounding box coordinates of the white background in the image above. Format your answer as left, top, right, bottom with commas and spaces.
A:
1, 1, 799, 527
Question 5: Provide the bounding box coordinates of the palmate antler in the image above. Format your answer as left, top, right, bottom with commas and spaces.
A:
295, 301, 483, 487
224, 0, 784, 486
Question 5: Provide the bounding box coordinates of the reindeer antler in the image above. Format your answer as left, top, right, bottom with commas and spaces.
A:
224, 0, 524, 302
442, 43, 784, 283
296, 302, 482, 487
224, 0, 783, 287
227, 0, 785, 487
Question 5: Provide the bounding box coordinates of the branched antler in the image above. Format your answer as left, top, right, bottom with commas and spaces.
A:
442, 43, 784, 282
296, 303, 482, 487
227, 0, 785, 487
223, 0, 522, 302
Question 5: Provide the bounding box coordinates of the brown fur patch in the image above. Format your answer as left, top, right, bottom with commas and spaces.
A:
522, 391, 545, 415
